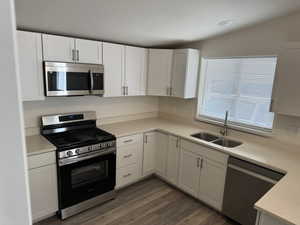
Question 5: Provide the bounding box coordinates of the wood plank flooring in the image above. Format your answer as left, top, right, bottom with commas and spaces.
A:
36, 178, 237, 225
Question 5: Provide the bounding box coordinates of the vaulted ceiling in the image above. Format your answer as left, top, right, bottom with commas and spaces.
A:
14, 0, 300, 47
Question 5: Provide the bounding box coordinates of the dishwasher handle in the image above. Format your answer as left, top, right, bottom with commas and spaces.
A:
228, 164, 278, 184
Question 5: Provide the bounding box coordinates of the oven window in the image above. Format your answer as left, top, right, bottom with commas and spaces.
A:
71, 161, 108, 188
47, 71, 90, 91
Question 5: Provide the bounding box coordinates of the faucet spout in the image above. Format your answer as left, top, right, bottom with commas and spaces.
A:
220, 110, 229, 136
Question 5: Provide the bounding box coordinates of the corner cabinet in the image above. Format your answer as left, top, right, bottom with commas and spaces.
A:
42, 34, 102, 64
17, 31, 45, 101
179, 140, 228, 211
142, 132, 157, 176
147, 49, 174, 96
147, 48, 200, 98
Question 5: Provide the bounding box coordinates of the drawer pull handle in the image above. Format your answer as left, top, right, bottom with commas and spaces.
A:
124, 154, 132, 158
123, 173, 131, 178
124, 139, 133, 143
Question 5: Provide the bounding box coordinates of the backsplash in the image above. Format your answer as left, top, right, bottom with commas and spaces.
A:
23, 96, 159, 134
159, 97, 300, 146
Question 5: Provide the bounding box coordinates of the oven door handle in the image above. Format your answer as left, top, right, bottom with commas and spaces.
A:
59, 148, 116, 167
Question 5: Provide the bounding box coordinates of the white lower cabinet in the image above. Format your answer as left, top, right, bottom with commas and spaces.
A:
178, 149, 201, 198
155, 132, 169, 177
165, 135, 180, 185
116, 134, 143, 188
256, 211, 292, 225
27, 152, 58, 222
179, 140, 228, 210
142, 131, 157, 176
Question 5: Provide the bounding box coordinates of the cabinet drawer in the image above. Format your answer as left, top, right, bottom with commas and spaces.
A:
181, 139, 228, 165
116, 164, 139, 188
117, 134, 141, 147
117, 144, 138, 168
28, 152, 56, 170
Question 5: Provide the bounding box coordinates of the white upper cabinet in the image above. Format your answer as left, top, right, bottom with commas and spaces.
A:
171, 49, 199, 98
17, 31, 44, 101
124, 46, 147, 96
102, 42, 124, 97
43, 34, 101, 64
147, 49, 173, 96
42, 34, 74, 62
75, 39, 102, 64
271, 43, 300, 116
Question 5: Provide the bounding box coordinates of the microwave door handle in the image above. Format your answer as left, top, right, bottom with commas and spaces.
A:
89, 70, 94, 93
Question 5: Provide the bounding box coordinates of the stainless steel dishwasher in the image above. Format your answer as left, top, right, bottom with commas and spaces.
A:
222, 157, 284, 225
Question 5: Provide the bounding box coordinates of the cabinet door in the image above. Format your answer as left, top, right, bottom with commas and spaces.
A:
28, 164, 58, 222
102, 42, 124, 97
198, 158, 227, 211
147, 49, 173, 96
140, 49, 148, 95
257, 212, 291, 225
272, 43, 300, 116
178, 149, 201, 197
142, 132, 156, 176
125, 46, 147, 96
155, 132, 168, 177
17, 31, 44, 101
171, 49, 199, 98
75, 39, 101, 64
42, 34, 74, 62
166, 135, 180, 185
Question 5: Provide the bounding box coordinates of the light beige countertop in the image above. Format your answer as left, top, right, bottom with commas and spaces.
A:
100, 117, 300, 225
25, 117, 300, 224
26, 135, 56, 156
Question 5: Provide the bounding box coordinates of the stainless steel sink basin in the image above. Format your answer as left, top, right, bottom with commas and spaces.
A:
212, 138, 242, 148
191, 132, 219, 142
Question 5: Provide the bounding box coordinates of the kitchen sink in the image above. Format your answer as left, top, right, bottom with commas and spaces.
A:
212, 138, 242, 148
191, 132, 219, 142
191, 132, 242, 148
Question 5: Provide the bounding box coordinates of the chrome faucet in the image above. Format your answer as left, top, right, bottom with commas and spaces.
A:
220, 111, 229, 136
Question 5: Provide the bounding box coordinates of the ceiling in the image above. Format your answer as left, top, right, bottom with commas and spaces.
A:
14, 0, 300, 47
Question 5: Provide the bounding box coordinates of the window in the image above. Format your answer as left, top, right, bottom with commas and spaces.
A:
197, 57, 277, 132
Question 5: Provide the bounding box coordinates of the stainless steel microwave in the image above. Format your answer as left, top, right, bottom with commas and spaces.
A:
44, 62, 104, 97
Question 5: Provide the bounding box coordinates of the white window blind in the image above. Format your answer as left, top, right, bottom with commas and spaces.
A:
198, 57, 277, 130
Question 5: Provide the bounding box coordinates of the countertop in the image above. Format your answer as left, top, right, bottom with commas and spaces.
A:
100, 118, 300, 225
26, 117, 300, 224
26, 135, 56, 156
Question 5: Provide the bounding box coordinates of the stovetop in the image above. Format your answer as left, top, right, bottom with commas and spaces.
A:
44, 127, 116, 151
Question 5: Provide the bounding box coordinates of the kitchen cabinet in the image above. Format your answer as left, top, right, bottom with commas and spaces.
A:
178, 148, 201, 197
256, 211, 291, 225
147, 49, 173, 96
155, 131, 169, 178
179, 140, 228, 210
171, 49, 199, 98
116, 134, 143, 188
147, 48, 199, 98
43, 34, 101, 64
124, 46, 148, 96
165, 135, 180, 185
271, 43, 300, 116
27, 152, 58, 222
17, 31, 44, 101
142, 132, 157, 176
102, 42, 125, 97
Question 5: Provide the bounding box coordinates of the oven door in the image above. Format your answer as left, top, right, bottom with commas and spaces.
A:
58, 152, 116, 209
44, 62, 104, 97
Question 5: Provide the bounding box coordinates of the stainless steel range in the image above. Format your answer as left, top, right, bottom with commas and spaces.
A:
41, 111, 116, 219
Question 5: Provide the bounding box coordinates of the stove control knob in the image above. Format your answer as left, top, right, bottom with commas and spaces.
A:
66, 151, 73, 157
75, 149, 80, 154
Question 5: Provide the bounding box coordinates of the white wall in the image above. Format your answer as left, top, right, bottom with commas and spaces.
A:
0, 0, 32, 224
160, 11, 300, 144
23, 96, 159, 130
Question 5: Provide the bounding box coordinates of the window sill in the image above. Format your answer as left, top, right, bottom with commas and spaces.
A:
195, 116, 273, 138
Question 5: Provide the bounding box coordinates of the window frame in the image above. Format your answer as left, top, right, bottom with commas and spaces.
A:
195, 56, 277, 136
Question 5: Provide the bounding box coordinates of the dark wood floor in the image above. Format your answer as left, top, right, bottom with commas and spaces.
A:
36, 178, 237, 225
